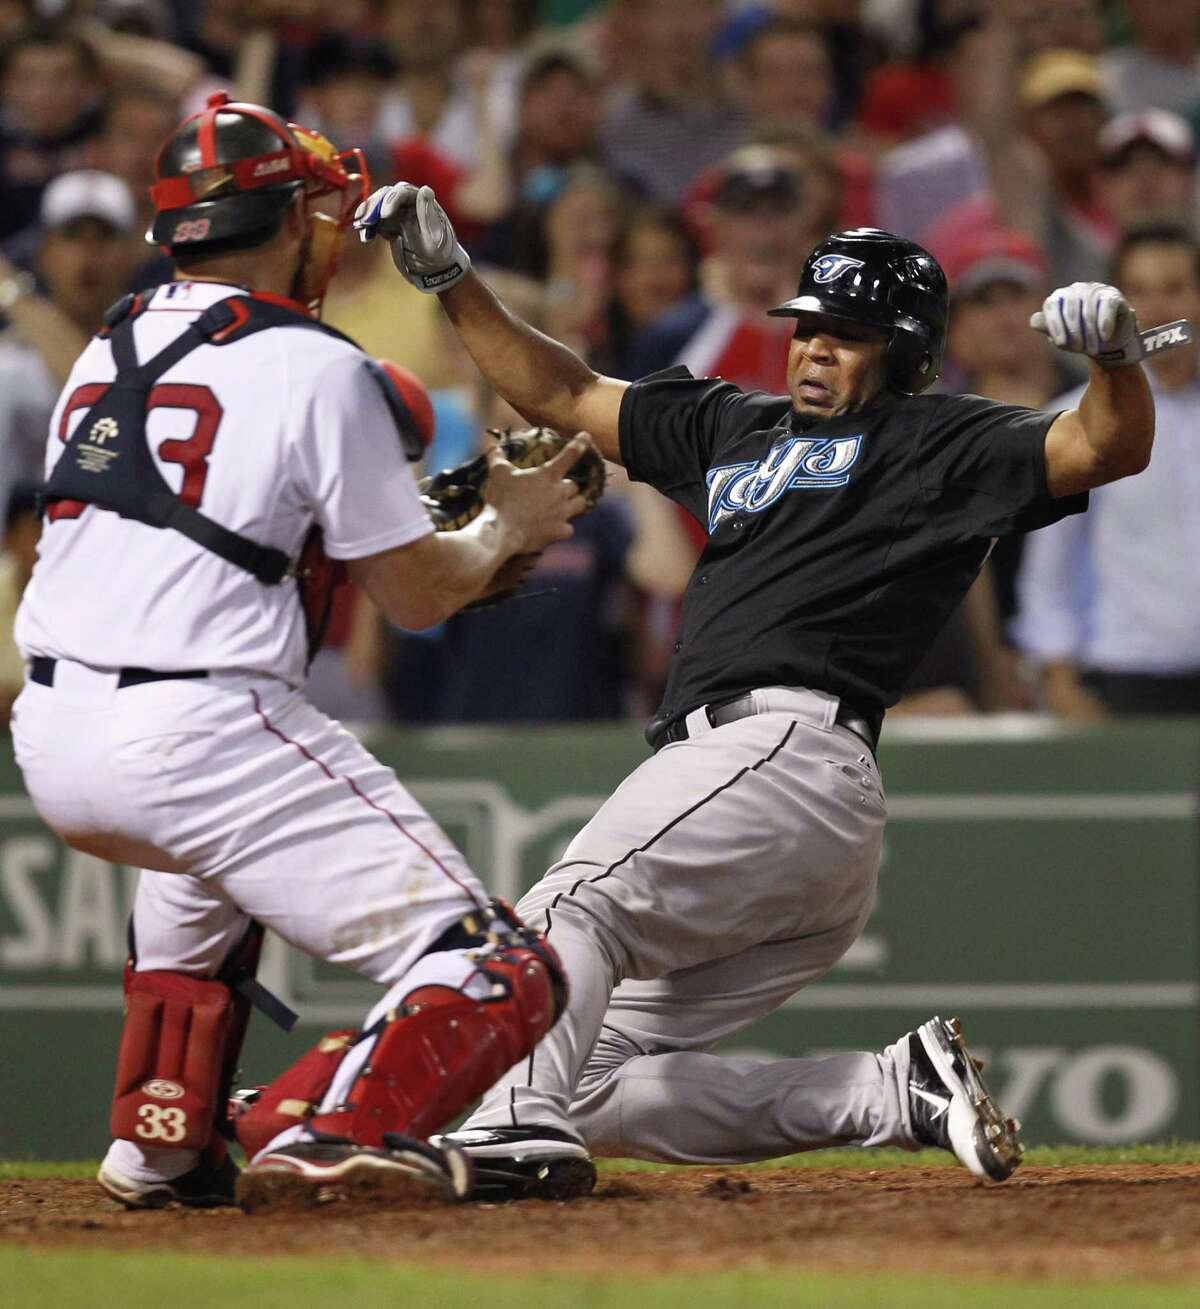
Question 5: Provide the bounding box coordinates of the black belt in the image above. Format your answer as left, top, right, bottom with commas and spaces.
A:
30, 657, 209, 689
649, 693, 882, 757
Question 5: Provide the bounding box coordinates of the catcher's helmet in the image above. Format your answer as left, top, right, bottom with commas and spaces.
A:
149, 91, 367, 257
769, 229, 948, 395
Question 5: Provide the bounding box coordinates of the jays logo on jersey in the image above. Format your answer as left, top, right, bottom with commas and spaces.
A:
706, 435, 864, 532
811, 254, 865, 284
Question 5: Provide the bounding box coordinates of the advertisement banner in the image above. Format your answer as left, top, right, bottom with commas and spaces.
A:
1, 719, 1196, 1159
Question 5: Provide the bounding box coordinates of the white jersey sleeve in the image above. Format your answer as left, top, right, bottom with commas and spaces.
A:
296, 353, 434, 561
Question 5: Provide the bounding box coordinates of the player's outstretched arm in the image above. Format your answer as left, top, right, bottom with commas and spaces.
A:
1036, 282, 1155, 497
347, 437, 589, 629
355, 182, 628, 464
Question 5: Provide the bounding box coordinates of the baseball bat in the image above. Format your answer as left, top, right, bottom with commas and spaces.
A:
1136, 319, 1194, 357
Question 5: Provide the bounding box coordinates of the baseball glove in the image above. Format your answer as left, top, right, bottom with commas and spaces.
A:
418, 425, 606, 604
419, 425, 606, 530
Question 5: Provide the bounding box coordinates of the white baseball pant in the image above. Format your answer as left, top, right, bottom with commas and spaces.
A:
12, 661, 487, 1182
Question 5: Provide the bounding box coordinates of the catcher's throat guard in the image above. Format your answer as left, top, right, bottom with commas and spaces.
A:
235, 906, 566, 1158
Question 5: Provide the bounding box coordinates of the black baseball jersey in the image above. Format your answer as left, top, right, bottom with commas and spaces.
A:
619, 366, 1088, 730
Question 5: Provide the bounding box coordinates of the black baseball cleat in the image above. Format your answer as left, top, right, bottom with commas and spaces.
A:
97, 1152, 239, 1209
907, 1015, 1024, 1182
235, 1133, 472, 1212
430, 1125, 597, 1201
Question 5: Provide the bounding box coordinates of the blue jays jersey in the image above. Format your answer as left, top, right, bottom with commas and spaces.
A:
618, 366, 1088, 725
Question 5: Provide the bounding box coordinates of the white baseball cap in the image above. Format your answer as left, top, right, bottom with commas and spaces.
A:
40, 170, 137, 235
1099, 109, 1196, 165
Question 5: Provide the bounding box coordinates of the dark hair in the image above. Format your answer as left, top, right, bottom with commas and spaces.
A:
0, 23, 101, 82
1110, 221, 1200, 285
520, 51, 596, 97
739, 15, 829, 66
594, 207, 699, 376
301, 34, 397, 88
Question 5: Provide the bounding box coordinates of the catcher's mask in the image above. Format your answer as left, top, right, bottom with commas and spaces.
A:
769, 228, 948, 395
148, 91, 369, 316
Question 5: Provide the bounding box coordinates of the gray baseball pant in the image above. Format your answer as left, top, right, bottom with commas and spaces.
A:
464, 687, 922, 1163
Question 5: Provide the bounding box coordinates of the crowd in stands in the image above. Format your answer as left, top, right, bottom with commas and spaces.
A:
2, 0, 1199, 725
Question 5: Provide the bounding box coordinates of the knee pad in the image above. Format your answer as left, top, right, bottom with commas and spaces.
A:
310, 938, 563, 1144
236, 912, 566, 1153
110, 921, 278, 1152
233, 1030, 358, 1159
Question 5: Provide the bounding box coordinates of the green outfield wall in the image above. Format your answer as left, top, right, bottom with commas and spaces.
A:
1, 718, 1198, 1159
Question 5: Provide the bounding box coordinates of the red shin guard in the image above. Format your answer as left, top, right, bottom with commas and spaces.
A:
233, 1031, 358, 1158
110, 966, 234, 1150
309, 943, 563, 1144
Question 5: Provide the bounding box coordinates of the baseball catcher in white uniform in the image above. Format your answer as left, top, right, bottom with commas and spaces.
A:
12, 94, 598, 1211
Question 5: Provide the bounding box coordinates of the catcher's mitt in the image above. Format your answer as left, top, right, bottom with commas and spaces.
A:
419, 426, 606, 531
418, 426, 606, 606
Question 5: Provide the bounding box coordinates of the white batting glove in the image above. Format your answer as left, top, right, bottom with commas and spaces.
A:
353, 182, 471, 294
1030, 282, 1142, 366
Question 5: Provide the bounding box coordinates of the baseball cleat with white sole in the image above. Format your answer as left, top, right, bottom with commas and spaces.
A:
236, 1133, 472, 1212
97, 1153, 239, 1209
907, 1015, 1024, 1182
430, 1125, 596, 1200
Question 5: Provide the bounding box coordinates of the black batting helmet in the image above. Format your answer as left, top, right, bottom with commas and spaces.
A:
769, 229, 948, 395
149, 91, 367, 255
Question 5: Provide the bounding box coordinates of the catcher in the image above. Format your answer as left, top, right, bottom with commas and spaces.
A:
11, 93, 603, 1210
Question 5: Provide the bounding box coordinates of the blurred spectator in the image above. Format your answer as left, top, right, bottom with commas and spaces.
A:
943, 227, 1068, 415
469, 43, 606, 256
0, 24, 105, 241
173, 0, 332, 114
856, 60, 959, 156
295, 33, 398, 183
1097, 108, 1197, 233
770, 0, 885, 128
95, 83, 178, 233
1100, 0, 1200, 122
505, 163, 624, 354
871, 6, 994, 244
379, 0, 514, 172
726, 16, 875, 226
510, 44, 602, 195
730, 16, 835, 132
599, 0, 750, 204
897, 225, 1070, 713
0, 479, 40, 727
0, 170, 138, 519
591, 207, 698, 379
1014, 48, 1115, 284
1014, 223, 1200, 717
627, 150, 809, 391
893, 212, 1090, 718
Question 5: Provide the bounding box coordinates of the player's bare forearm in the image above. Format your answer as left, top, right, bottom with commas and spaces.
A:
348, 509, 523, 629
440, 271, 627, 462
1044, 362, 1153, 497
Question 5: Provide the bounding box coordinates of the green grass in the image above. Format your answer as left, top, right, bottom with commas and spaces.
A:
4, 1141, 1199, 1181
3, 1249, 1198, 1309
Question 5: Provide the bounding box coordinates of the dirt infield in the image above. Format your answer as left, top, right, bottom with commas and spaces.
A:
4, 1165, 1200, 1282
